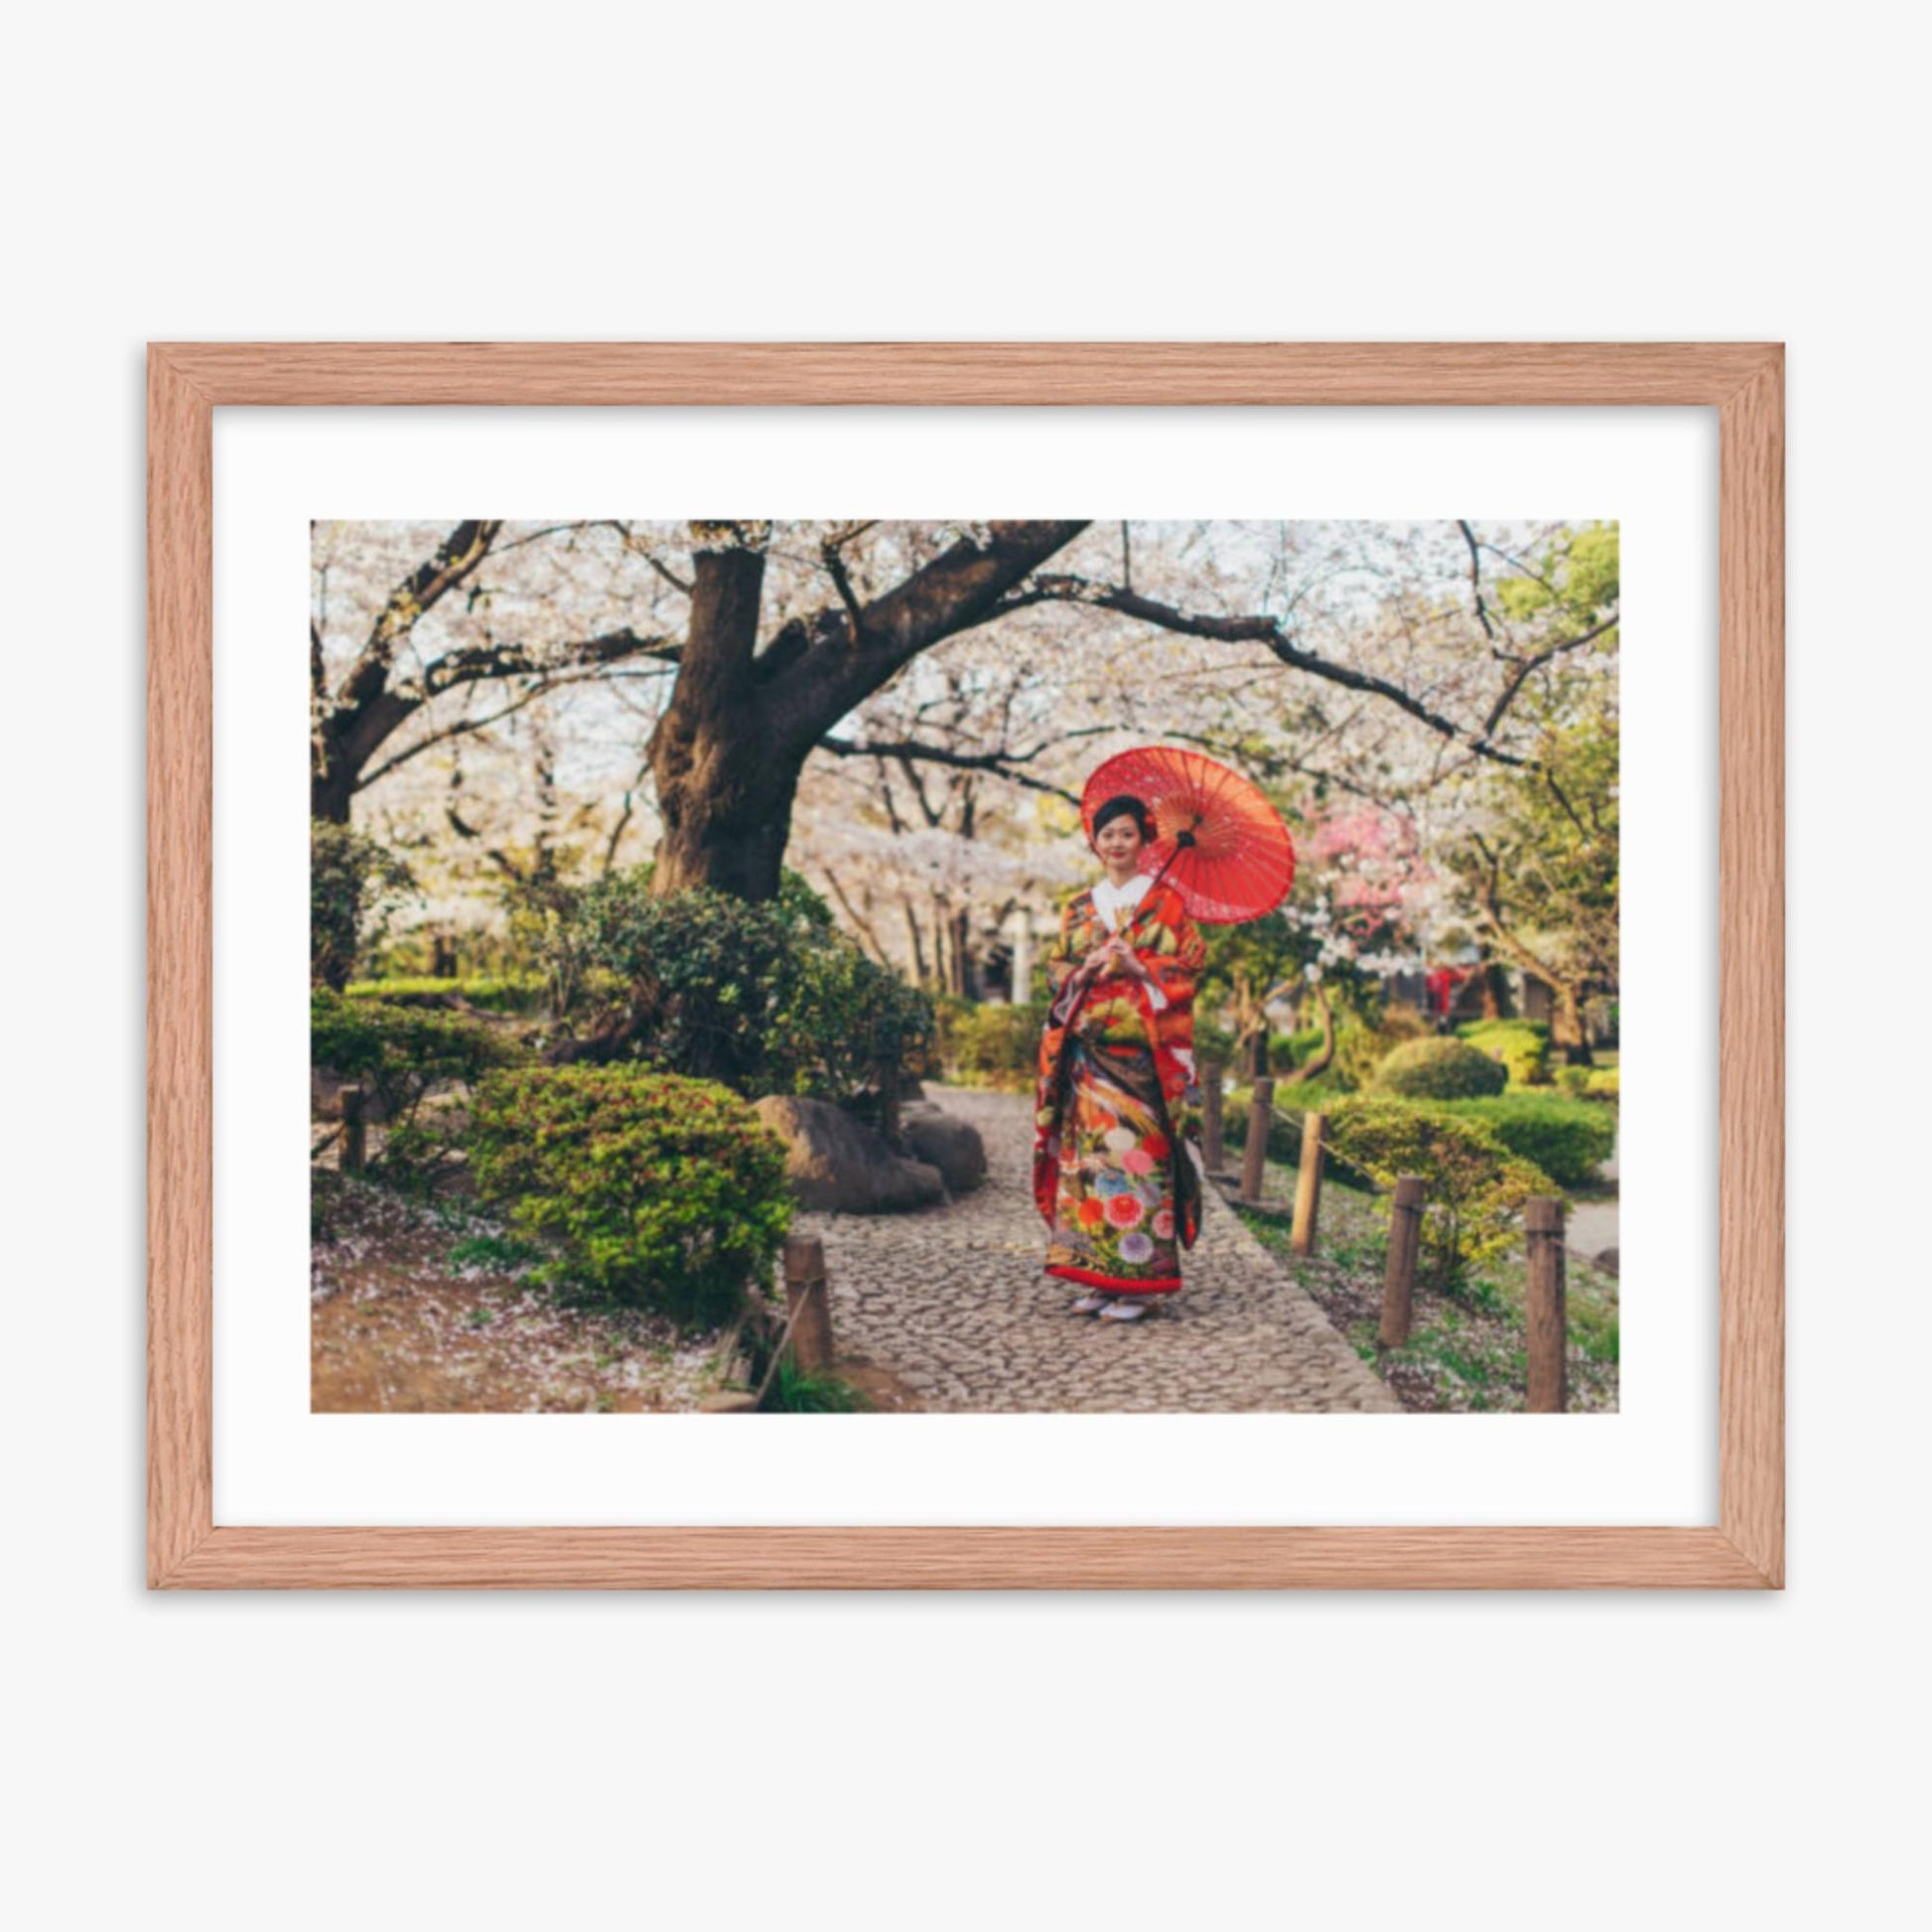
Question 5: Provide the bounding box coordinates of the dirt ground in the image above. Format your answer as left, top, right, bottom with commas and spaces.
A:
311, 1172, 920, 1413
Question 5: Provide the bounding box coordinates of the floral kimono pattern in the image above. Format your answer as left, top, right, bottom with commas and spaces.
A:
1033, 879, 1207, 1295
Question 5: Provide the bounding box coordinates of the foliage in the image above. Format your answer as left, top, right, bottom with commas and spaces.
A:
345, 973, 552, 1014
1586, 1064, 1619, 1099
1370, 1035, 1509, 1100
562, 864, 932, 1101
1456, 1017, 1553, 1087
1322, 1098, 1556, 1289
1449, 523, 1620, 1058
941, 1000, 1050, 1090
468, 1065, 794, 1330
759, 1356, 871, 1413
310, 989, 524, 1125
775, 937, 938, 1107
311, 989, 526, 1189
1434, 1093, 1616, 1189
311, 820, 415, 992
1332, 1006, 1431, 1089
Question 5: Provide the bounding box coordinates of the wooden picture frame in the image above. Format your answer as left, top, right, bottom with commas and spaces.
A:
149, 342, 1783, 1589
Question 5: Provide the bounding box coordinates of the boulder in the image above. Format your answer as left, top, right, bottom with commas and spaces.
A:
753, 1095, 946, 1213
899, 1109, 987, 1195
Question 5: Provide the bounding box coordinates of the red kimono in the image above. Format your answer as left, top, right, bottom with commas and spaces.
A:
1032, 879, 1207, 1295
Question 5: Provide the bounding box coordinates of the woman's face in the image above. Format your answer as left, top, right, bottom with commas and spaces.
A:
1093, 813, 1147, 870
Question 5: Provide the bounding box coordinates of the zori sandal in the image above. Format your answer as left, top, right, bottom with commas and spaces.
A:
1098, 1299, 1149, 1322
1068, 1292, 1111, 1315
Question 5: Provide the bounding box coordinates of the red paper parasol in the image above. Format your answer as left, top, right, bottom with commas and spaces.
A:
1082, 747, 1296, 925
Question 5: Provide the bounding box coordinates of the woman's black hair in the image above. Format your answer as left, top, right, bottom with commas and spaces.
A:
1090, 793, 1156, 844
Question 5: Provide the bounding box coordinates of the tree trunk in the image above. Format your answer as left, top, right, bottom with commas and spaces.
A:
1551, 982, 1595, 1065
312, 764, 356, 826
1239, 1026, 1269, 1081
645, 521, 1089, 902
1479, 961, 1515, 1021
644, 543, 795, 899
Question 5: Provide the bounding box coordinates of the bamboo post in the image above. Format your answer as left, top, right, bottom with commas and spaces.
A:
1290, 1111, 1327, 1256
1239, 1078, 1274, 1205
1377, 1174, 1426, 1347
340, 1084, 366, 1174
782, 1234, 835, 1375
1525, 1196, 1568, 1413
1201, 1059, 1225, 1174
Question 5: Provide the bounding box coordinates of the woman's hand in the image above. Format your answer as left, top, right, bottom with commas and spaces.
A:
1090, 934, 1151, 983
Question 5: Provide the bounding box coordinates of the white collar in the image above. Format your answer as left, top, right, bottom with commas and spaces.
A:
1092, 873, 1153, 922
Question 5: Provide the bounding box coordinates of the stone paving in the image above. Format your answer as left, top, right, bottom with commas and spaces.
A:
793, 1084, 1402, 1414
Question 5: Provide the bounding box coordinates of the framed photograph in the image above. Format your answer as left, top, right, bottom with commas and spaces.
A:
149, 342, 1782, 1588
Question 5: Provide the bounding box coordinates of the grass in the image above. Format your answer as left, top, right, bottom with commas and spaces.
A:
759, 1356, 872, 1413
1234, 1159, 1619, 1414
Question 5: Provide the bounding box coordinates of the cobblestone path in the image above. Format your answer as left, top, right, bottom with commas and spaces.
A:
793, 1085, 1401, 1414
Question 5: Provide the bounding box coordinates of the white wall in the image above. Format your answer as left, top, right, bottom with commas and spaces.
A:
3, 4, 1914, 1926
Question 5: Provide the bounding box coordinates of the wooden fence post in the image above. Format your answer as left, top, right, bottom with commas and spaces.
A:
1290, 1112, 1327, 1256
782, 1234, 835, 1375
1240, 1077, 1274, 1205
1525, 1196, 1568, 1413
1201, 1059, 1225, 1174
340, 1084, 366, 1174
1378, 1174, 1426, 1346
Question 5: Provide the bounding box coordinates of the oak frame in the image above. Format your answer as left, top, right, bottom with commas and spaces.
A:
148, 342, 1784, 1589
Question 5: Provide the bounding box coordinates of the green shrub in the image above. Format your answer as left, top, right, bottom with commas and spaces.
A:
775, 939, 937, 1106
1191, 1017, 1237, 1069
1456, 1018, 1553, 1087
1370, 1036, 1509, 1100
1323, 1097, 1557, 1289
944, 1001, 1049, 1090
565, 866, 932, 1102
311, 989, 523, 1125
1333, 1007, 1430, 1088
311, 820, 415, 992
1221, 1079, 1355, 1169
468, 1064, 794, 1330
311, 989, 526, 1189
1586, 1065, 1620, 1099
1436, 1093, 1617, 1189
345, 972, 550, 1015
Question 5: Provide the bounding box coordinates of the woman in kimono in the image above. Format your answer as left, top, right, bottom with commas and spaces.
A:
1033, 794, 1207, 1321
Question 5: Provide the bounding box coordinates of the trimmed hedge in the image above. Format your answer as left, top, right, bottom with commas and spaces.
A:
1370, 1035, 1509, 1100
1435, 1093, 1616, 1189
345, 973, 550, 1015
1333, 1009, 1431, 1089
1322, 1098, 1556, 1289
468, 1064, 794, 1330
1220, 1080, 1354, 1169
311, 989, 524, 1124
1456, 1018, 1553, 1087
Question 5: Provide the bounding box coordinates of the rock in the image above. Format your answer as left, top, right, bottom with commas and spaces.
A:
753, 1095, 947, 1213
900, 1110, 988, 1195
1594, 1246, 1619, 1276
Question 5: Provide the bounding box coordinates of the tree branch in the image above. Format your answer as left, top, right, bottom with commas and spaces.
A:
1479, 612, 1621, 737
1007, 574, 1530, 769
338, 519, 503, 714
814, 734, 1081, 804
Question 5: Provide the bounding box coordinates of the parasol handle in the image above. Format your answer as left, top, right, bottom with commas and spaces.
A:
1148, 825, 1197, 892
